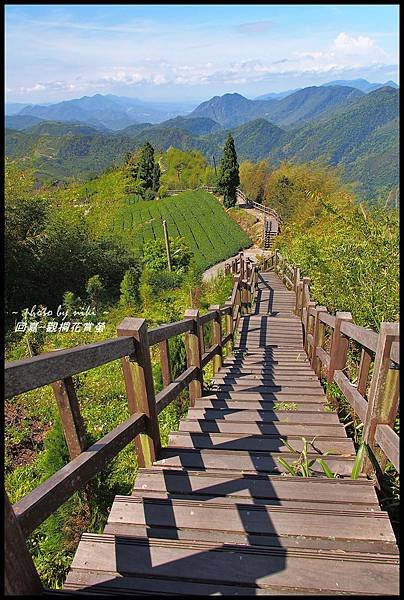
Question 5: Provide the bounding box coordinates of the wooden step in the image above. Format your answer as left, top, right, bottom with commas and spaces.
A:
132, 468, 380, 509
194, 399, 327, 411
105, 495, 397, 551
202, 391, 327, 401
66, 534, 399, 595
212, 376, 321, 385
187, 408, 340, 423
167, 431, 355, 454
179, 420, 346, 437
207, 384, 325, 395
156, 448, 359, 477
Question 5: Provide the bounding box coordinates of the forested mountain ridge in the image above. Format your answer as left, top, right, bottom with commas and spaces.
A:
188, 86, 364, 128
5, 86, 399, 200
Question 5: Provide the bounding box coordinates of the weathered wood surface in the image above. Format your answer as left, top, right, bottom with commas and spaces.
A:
5, 336, 135, 398
66, 271, 399, 595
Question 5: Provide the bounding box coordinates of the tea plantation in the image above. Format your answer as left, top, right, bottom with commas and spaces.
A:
112, 190, 252, 270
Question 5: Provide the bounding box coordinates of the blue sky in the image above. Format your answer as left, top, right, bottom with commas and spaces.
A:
5, 4, 399, 103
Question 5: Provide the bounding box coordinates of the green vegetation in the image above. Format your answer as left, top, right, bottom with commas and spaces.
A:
217, 134, 240, 208
6, 87, 398, 200
104, 190, 251, 271
125, 141, 160, 199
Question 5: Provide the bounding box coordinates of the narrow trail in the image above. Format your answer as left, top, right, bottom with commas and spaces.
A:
202, 199, 269, 282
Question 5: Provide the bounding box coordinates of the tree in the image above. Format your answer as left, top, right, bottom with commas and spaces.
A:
120, 267, 139, 306
86, 275, 104, 309
124, 143, 158, 199
217, 134, 240, 208
152, 163, 161, 192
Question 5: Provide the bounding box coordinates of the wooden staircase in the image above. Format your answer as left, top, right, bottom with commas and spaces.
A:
64, 272, 399, 596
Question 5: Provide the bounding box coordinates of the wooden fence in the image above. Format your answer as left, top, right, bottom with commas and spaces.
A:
4, 254, 258, 596
267, 248, 400, 477
235, 188, 282, 227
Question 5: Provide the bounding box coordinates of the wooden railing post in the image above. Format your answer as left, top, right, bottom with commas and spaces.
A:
293, 265, 300, 292
209, 304, 223, 374
224, 300, 233, 352
117, 318, 161, 467
241, 280, 249, 315
274, 249, 279, 272
5, 492, 42, 596
184, 309, 203, 406
239, 252, 245, 279
311, 306, 327, 375
159, 339, 171, 388
51, 375, 88, 459
363, 322, 399, 474
326, 311, 353, 384
357, 346, 373, 397
294, 280, 303, 316
300, 277, 310, 321
304, 301, 317, 355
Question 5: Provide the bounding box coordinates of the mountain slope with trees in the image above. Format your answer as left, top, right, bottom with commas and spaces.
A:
5, 86, 399, 200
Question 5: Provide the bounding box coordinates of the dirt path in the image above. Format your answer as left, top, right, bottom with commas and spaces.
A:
202, 199, 272, 282
202, 247, 267, 282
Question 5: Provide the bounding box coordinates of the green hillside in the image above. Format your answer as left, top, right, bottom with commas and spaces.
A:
5, 87, 399, 200
107, 190, 251, 270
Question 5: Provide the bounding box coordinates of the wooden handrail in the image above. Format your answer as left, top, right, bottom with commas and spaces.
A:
5, 250, 258, 594
262, 251, 400, 477
5, 336, 136, 399
13, 412, 147, 537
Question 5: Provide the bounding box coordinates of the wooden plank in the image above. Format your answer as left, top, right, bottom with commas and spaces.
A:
316, 347, 330, 369
5, 336, 135, 398
155, 366, 197, 414
156, 448, 358, 477
340, 322, 378, 353
334, 370, 368, 422
208, 384, 325, 395
133, 468, 379, 507
319, 313, 336, 328
147, 319, 192, 346
179, 420, 346, 436
68, 534, 399, 595
200, 390, 326, 401
213, 374, 320, 383
118, 318, 160, 466
210, 304, 223, 373
51, 376, 88, 459
357, 347, 373, 397
5, 493, 42, 595
184, 309, 203, 406
201, 344, 220, 368
327, 312, 352, 384
13, 413, 146, 537
363, 322, 400, 474
199, 311, 216, 326
187, 408, 340, 424
159, 339, 171, 388
374, 424, 400, 472
106, 496, 395, 543
167, 431, 354, 454
64, 570, 273, 596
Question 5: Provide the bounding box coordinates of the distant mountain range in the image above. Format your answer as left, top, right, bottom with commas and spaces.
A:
6, 94, 197, 130
321, 78, 398, 93
5, 84, 399, 201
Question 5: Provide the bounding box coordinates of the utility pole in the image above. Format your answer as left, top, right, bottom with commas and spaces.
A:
162, 220, 172, 272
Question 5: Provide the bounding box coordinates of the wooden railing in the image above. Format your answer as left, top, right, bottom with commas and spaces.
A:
235, 188, 282, 229
166, 186, 216, 195
4, 252, 257, 596
264, 249, 400, 477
